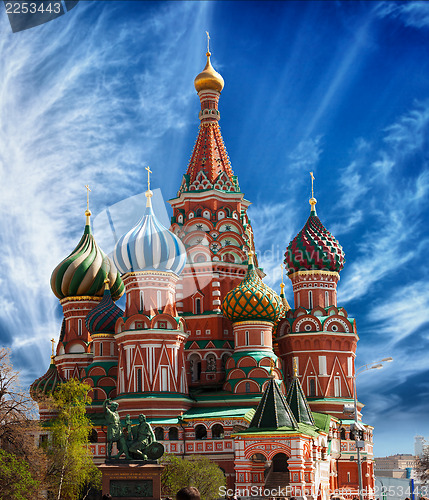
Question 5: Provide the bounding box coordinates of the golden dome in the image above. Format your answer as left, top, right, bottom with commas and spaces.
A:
194, 52, 224, 93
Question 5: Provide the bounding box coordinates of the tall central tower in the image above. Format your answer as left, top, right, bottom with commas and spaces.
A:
169, 50, 258, 388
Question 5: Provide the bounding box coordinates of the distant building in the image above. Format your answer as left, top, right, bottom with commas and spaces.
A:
414, 435, 426, 458
374, 454, 416, 479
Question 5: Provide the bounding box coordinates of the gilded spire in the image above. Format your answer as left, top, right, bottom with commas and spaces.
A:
293, 357, 298, 378
145, 166, 153, 207
245, 225, 254, 266
50, 338, 55, 361
85, 184, 91, 225
270, 358, 275, 378
104, 276, 110, 290
194, 36, 224, 93
309, 172, 317, 215
206, 30, 210, 53
279, 263, 291, 311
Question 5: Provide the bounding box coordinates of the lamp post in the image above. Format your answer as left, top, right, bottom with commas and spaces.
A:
353, 357, 393, 500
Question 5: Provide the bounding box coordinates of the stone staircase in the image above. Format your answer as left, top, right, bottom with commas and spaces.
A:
264, 470, 291, 490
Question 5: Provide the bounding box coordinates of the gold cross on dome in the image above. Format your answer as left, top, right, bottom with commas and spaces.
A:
206, 31, 210, 52
145, 166, 152, 191
310, 171, 315, 199
50, 338, 55, 357
85, 184, 91, 211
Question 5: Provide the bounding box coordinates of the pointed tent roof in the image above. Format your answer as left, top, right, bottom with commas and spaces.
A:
248, 378, 298, 430
286, 375, 315, 426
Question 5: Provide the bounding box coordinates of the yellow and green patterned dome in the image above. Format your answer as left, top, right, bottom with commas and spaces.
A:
222, 255, 283, 323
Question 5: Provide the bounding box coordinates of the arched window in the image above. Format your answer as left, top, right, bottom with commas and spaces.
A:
261, 331, 264, 346
309, 378, 316, 397
168, 427, 179, 441
212, 424, 224, 439
78, 319, 82, 336
245, 331, 249, 346
340, 428, 346, 440
195, 298, 201, 315
251, 453, 266, 462
140, 291, 144, 311
308, 290, 313, 309
89, 429, 98, 443
99, 342, 103, 356
189, 354, 202, 382
221, 353, 230, 371
245, 382, 250, 393
325, 290, 329, 308
157, 291, 162, 310
206, 354, 216, 372
195, 425, 207, 440
154, 427, 164, 441
178, 214, 183, 224
136, 368, 142, 392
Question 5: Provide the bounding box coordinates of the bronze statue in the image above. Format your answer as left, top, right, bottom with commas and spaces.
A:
103, 398, 130, 459
128, 414, 156, 459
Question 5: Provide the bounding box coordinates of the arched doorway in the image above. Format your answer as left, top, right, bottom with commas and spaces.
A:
265, 452, 290, 489
272, 452, 289, 472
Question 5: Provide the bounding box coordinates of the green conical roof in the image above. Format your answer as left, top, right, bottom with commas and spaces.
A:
248, 378, 298, 430
286, 376, 315, 426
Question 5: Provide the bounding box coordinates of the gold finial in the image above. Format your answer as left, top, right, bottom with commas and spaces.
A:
245, 225, 254, 265
145, 166, 153, 207
206, 31, 210, 53
85, 185, 91, 224
293, 357, 298, 378
270, 358, 276, 378
280, 263, 285, 295
309, 172, 317, 212
50, 338, 55, 360
104, 276, 110, 290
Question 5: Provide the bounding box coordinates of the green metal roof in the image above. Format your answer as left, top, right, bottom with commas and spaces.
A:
249, 378, 298, 430
183, 406, 253, 420
242, 422, 320, 439
312, 412, 332, 433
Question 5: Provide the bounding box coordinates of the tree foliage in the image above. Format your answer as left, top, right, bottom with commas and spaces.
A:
0, 448, 40, 500
0, 348, 46, 498
417, 450, 429, 484
161, 454, 226, 500
47, 378, 101, 500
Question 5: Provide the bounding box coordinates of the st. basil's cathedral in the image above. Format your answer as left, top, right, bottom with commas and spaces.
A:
31, 48, 375, 499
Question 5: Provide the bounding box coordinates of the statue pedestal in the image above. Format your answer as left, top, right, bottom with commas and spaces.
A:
99, 462, 163, 500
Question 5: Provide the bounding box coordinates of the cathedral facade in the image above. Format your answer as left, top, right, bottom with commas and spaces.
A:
31, 50, 375, 499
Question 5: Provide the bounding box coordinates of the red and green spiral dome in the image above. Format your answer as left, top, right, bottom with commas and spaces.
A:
285, 199, 345, 274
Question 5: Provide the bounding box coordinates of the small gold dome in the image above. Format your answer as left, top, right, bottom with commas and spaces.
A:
194, 52, 224, 93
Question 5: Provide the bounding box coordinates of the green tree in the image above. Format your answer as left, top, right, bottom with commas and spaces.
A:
0, 448, 40, 500
47, 379, 101, 500
0, 348, 46, 498
161, 454, 226, 500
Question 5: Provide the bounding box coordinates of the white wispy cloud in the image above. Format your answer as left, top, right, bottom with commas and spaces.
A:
0, 1, 211, 385
375, 1, 429, 30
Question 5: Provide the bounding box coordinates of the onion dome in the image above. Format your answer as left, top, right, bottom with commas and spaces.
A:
86, 279, 124, 335
222, 254, 283, 323
51, 210, 124, 301
30, 360, 64, 401
285, 198, 345, 274
113, 189, 186, 276
194, 52, 224, 93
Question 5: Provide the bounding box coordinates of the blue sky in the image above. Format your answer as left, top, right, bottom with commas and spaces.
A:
1, 1, 428, 456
